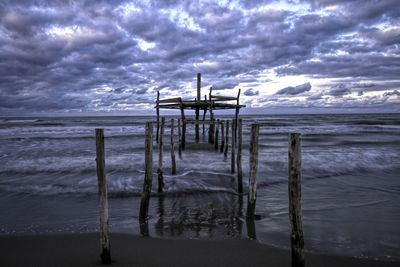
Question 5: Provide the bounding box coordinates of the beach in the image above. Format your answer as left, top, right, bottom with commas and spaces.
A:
1, 233, 399, 266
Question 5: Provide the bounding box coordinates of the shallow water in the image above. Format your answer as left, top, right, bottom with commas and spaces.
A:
0, 114, 399, 261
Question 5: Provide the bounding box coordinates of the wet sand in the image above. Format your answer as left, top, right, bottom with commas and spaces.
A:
0, 233, 399, 266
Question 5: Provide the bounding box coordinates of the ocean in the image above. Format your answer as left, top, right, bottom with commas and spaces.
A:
0, 114, 399, 261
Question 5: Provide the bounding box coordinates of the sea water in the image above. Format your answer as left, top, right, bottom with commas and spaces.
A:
0, 114, 399, 261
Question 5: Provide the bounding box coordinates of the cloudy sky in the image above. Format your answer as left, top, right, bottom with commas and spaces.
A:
1, 0, 399, 115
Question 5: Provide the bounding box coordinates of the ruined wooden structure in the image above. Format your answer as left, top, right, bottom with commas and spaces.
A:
155, 73, 245, 149
93, 75, 304, 264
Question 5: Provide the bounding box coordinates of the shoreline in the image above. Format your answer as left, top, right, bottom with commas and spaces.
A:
0, 233, 399, 267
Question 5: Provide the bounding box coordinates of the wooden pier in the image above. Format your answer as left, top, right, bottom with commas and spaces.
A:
93, 75, 305, 265
155, 73, 245, 149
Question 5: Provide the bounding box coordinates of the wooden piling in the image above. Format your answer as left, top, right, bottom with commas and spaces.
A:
195, 73, 201, 143
202, 95, 207, 135
234, 89, 241, 141
214, 119, 219, 150
220, 120, 225, 153
95, 128, 111, 264
224, 120, 229, 159
247, 124, 259, 219
237, 119, 243, 193
231, 119, 235, 173
178, 119, 182, 158
140, 122, 154, 219
288, 133, 305, 267
156, 91, 160, 143
208, 87, 214, 144
158, 117, 165, 192
180, 100, 186, 150
170, 119, 176, 175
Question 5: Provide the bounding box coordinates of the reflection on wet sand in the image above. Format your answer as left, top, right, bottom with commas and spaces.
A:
142, 193, 256, 240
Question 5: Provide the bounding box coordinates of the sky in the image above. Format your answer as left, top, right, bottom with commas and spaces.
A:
0, 0, 399, 116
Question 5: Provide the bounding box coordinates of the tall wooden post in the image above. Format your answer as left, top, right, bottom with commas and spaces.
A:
178, 118, 182, 158
224, 120, 229, 159
220, 120, 225, 153
140, 122, 154, 219
289, 133, 305, 267
95, 129, 111, 264
208, 87, 214, 144
237, 119, 243, 193
156, 91, 160, 143
157, 117, 165, 192
234, 89, 241, 141
231, 119, 235, 173
202, 95, 207, 135
170, 119, 176, 175
214, 119, 219, 150
180, 100, 186, 150
195, 73, 201, 143
247, 124, 259, 219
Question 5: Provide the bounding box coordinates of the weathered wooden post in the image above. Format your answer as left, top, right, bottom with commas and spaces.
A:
220, 120, 225, 153
224, 120, 229, 159
234, 89, 241, 141
195, 73, 201, 143
214, 119, 219, 150
231, 119, 235, 173
288, 133, 305, 267
178, 119, 182, 158
95, 129, 111, 264
157, 117, 165, 192
156, 91, 160, 143
170, 119, 176, 175
140, 122, 154, 219
202, 95, 207, 135
247, 124, 259, 219
208, 87, 214, 144
180, 99, 186, 150
237, 119, 243, 193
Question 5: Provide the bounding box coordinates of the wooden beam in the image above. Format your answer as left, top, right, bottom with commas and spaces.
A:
157, 97, 182, 103
95, 128, 111, 264
247, 124, 259, 219
170, 119, 176, 175
156, 91, 160, 143
289, 133, 305, 267
237, 119, 243, 193
140, 122, 154, 219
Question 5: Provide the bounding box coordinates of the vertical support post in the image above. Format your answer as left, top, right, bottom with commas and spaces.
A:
170, 119, 176, 175
214, 119, 219, 150
202, 95, 207, 135
140, 122, 154, 219
180, 100, 186, 150
237, 119, 243, 193
234, 89, 241, 141
289, 133, 305, 267
220, 120, 225, 153
224, 120, 229, 159
95, 129, 111, 264
231, 119, 235, 173
208, 87, 214, 144
247, 124, 259, 219
195, 73, 201, 143
157, 117, 165, 193
156, 91, 160, 143
178, 118, 182, 158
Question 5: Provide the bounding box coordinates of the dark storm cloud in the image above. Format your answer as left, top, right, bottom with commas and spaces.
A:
329, 84, 351, 97
0, 0, 399, 114
244, 88, 259, 96
275, 82, 312, 95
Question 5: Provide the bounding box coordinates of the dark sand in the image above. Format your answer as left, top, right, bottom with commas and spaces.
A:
0, 233, 399, 267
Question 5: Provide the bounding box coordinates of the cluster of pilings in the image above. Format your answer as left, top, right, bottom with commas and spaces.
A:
94, 125, 305, 267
